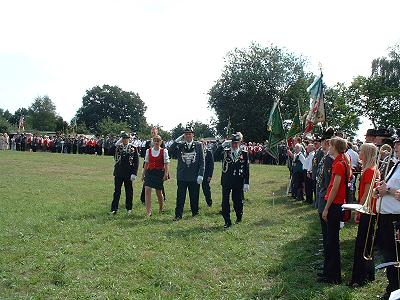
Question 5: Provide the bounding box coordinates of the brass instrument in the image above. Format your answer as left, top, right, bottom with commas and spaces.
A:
362, 148, 394, 260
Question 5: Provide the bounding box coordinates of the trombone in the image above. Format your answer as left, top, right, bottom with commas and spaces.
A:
362, 148, 394, 260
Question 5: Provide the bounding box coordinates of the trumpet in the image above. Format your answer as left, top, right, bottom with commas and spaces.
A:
362, 148, 394, 260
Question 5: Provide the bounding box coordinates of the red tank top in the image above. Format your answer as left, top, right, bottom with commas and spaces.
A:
148, 148, 165, 170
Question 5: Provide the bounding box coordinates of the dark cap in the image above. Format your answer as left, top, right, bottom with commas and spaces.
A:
184, 127, 194, 134
321, 127, 334, 141
120, 131, 129, 139
366, 129, 378, 137
376, 128, 392, 137
231, 133, 241, 142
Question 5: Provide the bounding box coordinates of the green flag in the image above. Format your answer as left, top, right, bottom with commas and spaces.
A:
267, 100, 285, 159
287, 102, 302, 139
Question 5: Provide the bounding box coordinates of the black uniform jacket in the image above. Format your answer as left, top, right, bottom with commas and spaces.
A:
113, 143, 139, 178
215, 146, 249, 189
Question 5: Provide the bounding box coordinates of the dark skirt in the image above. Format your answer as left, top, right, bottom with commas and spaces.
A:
144, 169, 164, 190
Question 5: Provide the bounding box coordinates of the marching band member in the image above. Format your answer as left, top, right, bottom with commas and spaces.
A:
215, 133, 249, 228
170, 127, 205, 221
142, 135, 170, 216
319, 136, 352, 284
376, 135, 400, 300
349, 143, 379, 287
315, 128, 334, 275
200, 139, 214, 207
110, 132, 139, 215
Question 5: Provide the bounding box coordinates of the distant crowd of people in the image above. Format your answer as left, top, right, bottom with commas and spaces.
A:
0, 132, 287, 166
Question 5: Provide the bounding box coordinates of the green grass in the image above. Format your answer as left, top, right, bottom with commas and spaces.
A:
0, 151, 388, 299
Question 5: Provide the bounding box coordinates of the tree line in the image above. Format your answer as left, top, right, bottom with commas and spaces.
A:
1, 43, 399, 141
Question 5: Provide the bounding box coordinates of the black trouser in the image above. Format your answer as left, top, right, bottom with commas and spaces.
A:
140, 183, 166, 203
304, 171, 314, 203
325, 204, 342, 282
377, 214, 400, 294
96, 146, 102, 155
111, 176, 133, 211
175, 181, 200, 218
202, 180, 212, 206
292, 171, 304, 200
319, 212, 328, 272
351, 213, 375, 285
221, 185, 243, 225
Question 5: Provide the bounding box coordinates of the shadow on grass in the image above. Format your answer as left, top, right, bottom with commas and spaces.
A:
248, 204, 356, 300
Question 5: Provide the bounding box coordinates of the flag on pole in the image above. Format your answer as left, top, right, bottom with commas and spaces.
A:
267, 99, 286, 159
18, 115, 25, 132
304, 72, 325, 134
287, 101, 302, 138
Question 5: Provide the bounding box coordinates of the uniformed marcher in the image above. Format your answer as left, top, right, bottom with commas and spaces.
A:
170, 127, 205, 220
200, 139, 214, 207
110, 131, 139, 214
215, 133, 250, 228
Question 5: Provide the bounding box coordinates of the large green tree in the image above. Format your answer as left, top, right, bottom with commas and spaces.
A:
28, 95, 59, 131
324, 83, 361, 138
347, 45, 400, 128
208, 43, 309, 142
76, 85, 147, 134
0, 116, 12, 133
170, 121, 216, 140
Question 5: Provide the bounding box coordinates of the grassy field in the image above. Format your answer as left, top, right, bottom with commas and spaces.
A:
0, 151, 388, 299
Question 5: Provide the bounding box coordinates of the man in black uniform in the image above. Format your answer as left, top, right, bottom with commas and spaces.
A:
200, 139, 214, 207
110, 132, 139, 214
170, 127, 205, 220
140, 127, 166, 204
215, 133, 250, 228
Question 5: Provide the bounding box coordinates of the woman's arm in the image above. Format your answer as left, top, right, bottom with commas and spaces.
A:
322, 174, 341, 221
163, 163, 169, 181
142, 162, 148, 181
360, 183, 371, 205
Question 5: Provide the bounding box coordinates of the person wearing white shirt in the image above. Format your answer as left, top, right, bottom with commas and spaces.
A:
299, 144, 315, 203
375, 137, 400, 300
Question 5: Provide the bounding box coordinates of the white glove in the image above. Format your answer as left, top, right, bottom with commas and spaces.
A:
222, 140, 231, 148
174, 134, 184, 143
197, 176, 203, 184
115, 137, 123, 146
243, 184, 249, 193
130, 174, 137, 182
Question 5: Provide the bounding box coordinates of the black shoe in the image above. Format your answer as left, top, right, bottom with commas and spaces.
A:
110, 210, 117, 215
207, 201, 212, 207
235, 217, 242, 224
224, 222, 232, 229
173, 216, 182, 221
192, 212, 199, 217
317, 277, 341, 284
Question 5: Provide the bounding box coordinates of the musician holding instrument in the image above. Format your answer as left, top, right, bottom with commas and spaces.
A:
376, 135, 400, 300
319, 137, 352, 284
349, 143, 379, 287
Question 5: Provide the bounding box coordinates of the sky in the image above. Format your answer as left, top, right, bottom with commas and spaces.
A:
0, 0, 399, 139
